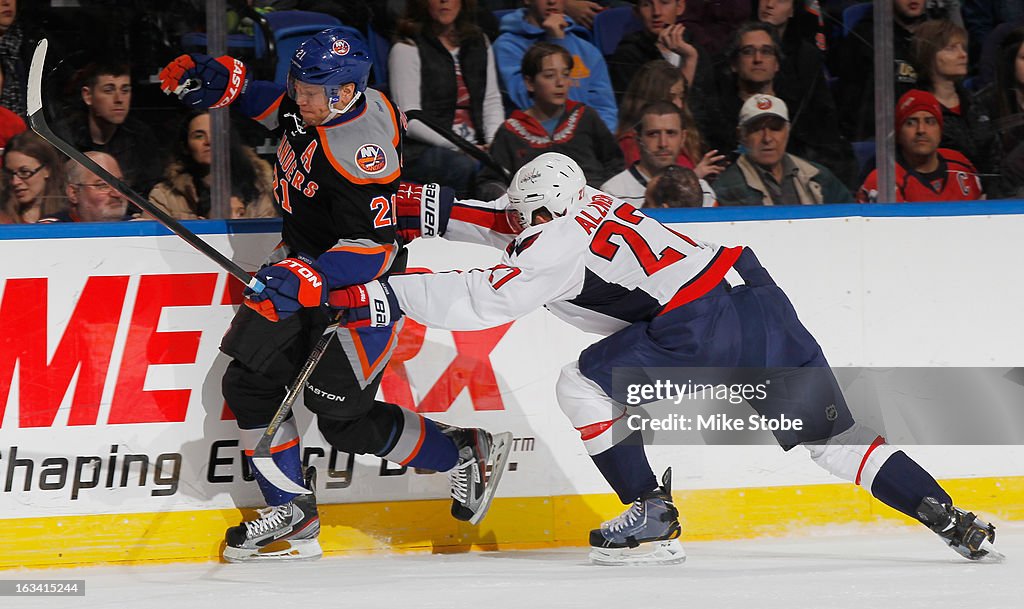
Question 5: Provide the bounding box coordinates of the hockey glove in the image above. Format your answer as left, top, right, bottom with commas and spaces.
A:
159, 53, 249, 109
244, 255, 327, 322
395, 182, 454, 244
328, 280, 403, 328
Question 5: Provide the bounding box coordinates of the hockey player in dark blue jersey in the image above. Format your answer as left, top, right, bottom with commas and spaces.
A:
159, 28, 512, 562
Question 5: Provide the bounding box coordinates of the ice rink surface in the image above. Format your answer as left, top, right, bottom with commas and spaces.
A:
8, 525, 1021, 609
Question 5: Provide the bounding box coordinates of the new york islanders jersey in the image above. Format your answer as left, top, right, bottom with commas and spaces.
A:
239, 82, 403, 264
389, 187, 740, 336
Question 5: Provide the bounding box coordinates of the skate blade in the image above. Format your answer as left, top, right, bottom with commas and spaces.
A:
589, 539, 686, 566
469, 431, 513, 525
223, 539, 323, 563
974, 538, 1006, 563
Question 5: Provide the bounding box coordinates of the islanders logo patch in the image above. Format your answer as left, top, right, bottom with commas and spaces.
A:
355, 143, 388, 174
332, 39, 350, 56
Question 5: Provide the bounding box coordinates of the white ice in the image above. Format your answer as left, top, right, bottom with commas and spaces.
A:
9, 524, 1022, 609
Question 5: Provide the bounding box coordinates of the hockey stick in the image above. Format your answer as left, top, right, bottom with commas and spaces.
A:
27, 39, 265, 294
248, 315, 341, 496
30, 38, 319, 495
404, 110, 513, 183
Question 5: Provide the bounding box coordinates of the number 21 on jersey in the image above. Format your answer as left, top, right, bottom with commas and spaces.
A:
590, 205, 697, 276
371, 195, 395, 228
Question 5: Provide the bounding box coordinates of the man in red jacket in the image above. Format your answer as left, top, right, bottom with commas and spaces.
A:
859, 89, 985, 203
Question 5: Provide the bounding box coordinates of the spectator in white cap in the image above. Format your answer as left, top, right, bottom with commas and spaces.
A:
714, 94, 853, 205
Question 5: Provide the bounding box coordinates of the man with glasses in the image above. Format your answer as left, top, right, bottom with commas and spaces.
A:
701, 22, 855, 186
715, 94, 852, 205
39, 152, 130, 223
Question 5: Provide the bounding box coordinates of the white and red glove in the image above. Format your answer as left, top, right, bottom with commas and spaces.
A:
328, 280, 403, 328
395, 182, 454, 244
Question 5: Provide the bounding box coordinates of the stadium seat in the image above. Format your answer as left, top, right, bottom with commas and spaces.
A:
259, 11, 347, 84
493, 9, 517, 25
591, 6, 643, 56
852, 140, 875, 176
180, 32, 268, 65
366, 22, 390, 89
841, 2, 871, 38
182, 10, 355, 85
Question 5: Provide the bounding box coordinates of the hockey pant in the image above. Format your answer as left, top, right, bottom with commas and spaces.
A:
559, 248, 948, 513
221, 303, 458, 505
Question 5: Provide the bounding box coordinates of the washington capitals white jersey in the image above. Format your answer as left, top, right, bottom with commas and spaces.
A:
389, 186, 742, 335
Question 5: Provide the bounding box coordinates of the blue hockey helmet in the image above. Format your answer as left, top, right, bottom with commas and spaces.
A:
289, 27, 371, 102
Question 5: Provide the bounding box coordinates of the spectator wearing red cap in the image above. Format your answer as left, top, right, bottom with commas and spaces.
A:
858, 89, 985, 202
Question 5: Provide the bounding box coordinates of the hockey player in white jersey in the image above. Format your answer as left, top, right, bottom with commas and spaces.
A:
328, 153, 1001, 565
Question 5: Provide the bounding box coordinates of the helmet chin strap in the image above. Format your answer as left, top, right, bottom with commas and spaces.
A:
319, 89, 362, 125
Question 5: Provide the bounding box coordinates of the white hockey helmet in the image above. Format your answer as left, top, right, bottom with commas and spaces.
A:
505, 152, 585, 233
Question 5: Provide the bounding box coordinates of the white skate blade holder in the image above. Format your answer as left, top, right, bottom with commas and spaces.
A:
470, 431, 514, 525
971, 537, 1006, 563
223, 539, 324, 563
589, 539, 686, 566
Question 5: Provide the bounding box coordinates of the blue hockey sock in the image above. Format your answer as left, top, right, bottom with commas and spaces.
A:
869, 451, 951, 518
241, 418, 304, 506
590, 433, 659, 504
379, 408, 459, 472
405, 418, 460, 471
248, 444, 304, 506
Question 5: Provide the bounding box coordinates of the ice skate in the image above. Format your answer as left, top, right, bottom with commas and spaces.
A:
916, 496, 1003, 562
589, 468, 685, 566
444, 427, 513, 525
223, 467, 322, 562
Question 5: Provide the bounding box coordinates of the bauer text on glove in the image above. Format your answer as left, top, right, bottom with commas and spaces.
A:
328, 280, 403, 327
395, 182, 454, 243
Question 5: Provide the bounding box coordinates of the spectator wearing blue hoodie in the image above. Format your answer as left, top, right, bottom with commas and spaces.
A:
494, 0, 618, 131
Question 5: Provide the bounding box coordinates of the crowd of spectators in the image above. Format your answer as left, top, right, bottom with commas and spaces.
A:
1, 0, 1023, 225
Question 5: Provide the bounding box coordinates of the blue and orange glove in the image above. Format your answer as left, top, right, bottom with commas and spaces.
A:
244, 255, 327, 322
328, 280, 403, 328
395, 182, 454, 244
158, 53, 249, 109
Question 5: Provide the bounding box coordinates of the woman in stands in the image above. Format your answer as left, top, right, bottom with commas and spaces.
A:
1, 131, 66, 224
148, 110, 277, 219
615, 60, 722, 180
389, 0, 504, 197
911, 19, 995, 187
